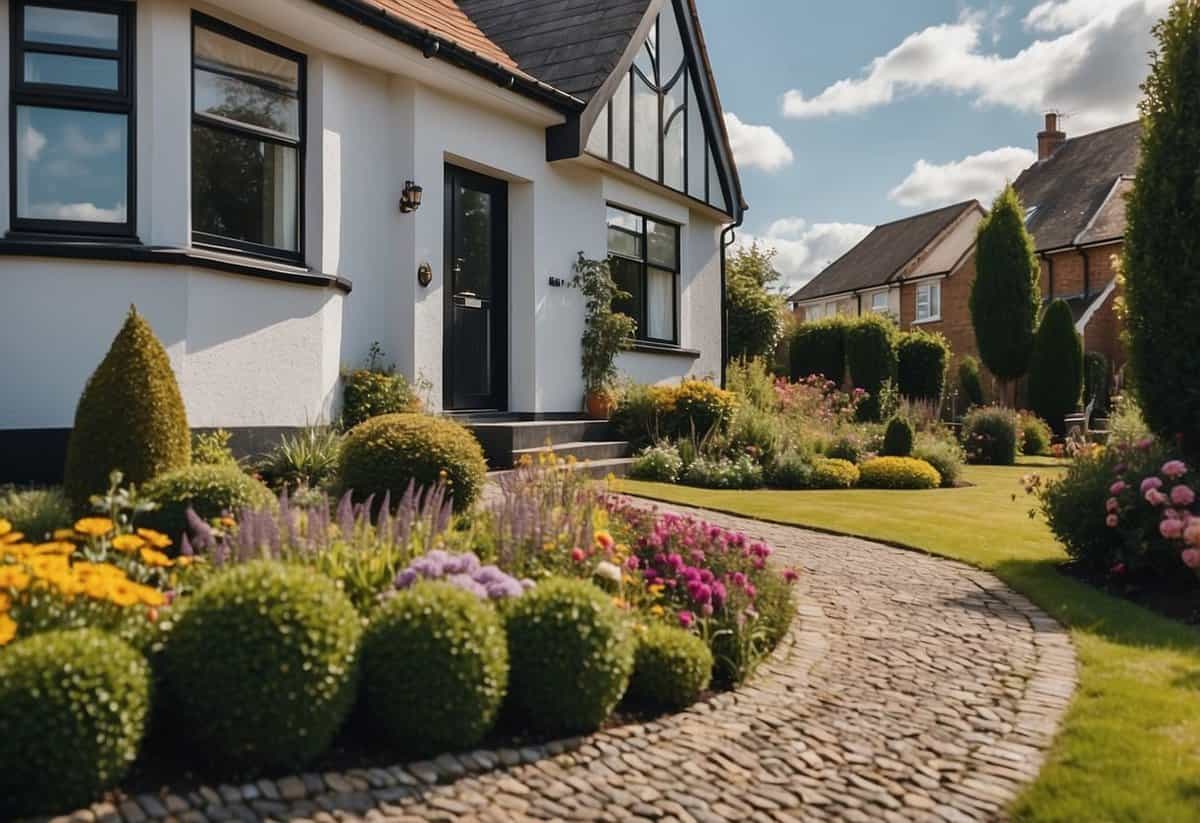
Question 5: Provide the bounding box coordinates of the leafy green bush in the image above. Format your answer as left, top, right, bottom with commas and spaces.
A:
338, 413, 487, 513
824, 433, 864, 463
961, 406, 1019, 465
789, 316, 847, 383
882, 417, 915, 457
341, 344, 421, 429
611, 383, 671, 448
726, 244, 785, 362
725, 357, 777, 412
858, 457, 941, 489
896, 329, 950, 403
162, 562, 361, 771
681, 454, 763, 489
140, 464, 275, 539
1040, 447, 1124, 572
192, 429, 239, 466
845, 314, 898, 421
0, 486, 71, 540
810, 457, 859, 489
912, 435, 965, 487
258, 425, 342, 490
766, 451, 814, 489
957, 355, 986, 408
362, 582, 507, 754
626, 624, 713, 710
1018, 412, 1053, 456
1109, 394, 1150, 446
1028, 299, 1084, 433
505, 577, 635, 734
729, 403, 782, 464
64, 306, 191, 507
665, 380, 738, 439
630, 443, 685, 483
0, 629, 151, 818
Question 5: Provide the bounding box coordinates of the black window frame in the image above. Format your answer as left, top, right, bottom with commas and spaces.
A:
8, 0, 136, 239
190, 11, 305, 265
606, 204, 680, 346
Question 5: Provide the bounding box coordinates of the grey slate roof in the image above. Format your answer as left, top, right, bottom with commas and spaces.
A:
789, 200, 978, 303
1015, 121, 1141, 252
457, 0, 653, 101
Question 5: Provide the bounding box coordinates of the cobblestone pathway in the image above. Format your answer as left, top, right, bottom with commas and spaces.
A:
69, 504, 1076, 823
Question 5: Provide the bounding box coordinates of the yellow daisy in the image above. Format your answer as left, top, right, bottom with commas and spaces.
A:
52, 528, 78, 541
0, 614, 16, 646
138, 548, 172, 568
0, 530, 26, 545
107, 580, 140, 608
33, 541, 76, 557
136, 585, 166, 608
0, 567, 31, 591
135, 528, 172, 549
0, 592, 10, 612
82, 576, 113, 601
0, 519, 10, 537
111, 534, 146, 553
74, 517, 115, 537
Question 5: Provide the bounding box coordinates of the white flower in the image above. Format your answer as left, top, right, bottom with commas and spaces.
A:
593, 561, 622, 584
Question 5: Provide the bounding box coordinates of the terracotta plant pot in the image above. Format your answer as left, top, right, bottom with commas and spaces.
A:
585, 390, 615, 420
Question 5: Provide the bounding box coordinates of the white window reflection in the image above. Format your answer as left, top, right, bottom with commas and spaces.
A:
16, 106, 127, 222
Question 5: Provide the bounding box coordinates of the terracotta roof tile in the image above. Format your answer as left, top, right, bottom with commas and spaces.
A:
367, 0, 520, 71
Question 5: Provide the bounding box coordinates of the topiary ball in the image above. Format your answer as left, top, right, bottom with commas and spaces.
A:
140, 463, 275, 542
858, 457, 942, 490
626, 624, 713, 710
505, 577, 635, 735
882, 417, 915, 457
338, 413, 488, 512
810, 457, 860, 489
362, 582, 508, 754
0, 629, 151, 818
162, 562, 361, 771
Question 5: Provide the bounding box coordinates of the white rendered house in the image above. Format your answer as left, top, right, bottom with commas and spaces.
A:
0, 0, 746, 481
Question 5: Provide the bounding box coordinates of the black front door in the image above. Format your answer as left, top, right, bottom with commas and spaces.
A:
444, 165, 508, 411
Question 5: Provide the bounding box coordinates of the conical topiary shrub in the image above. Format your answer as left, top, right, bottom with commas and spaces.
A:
1027, 299, 1083, 434
64, 306, 190, 506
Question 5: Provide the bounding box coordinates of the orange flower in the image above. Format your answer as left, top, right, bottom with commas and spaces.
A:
138, 548, 172, 568
111, 534, 146, 553
107, 580, 140, 608
0, 567, 31, 591
74, 517, 114, 537
135, 528, 172, 549
0, 530, 26, 546
0, 614, 16, 645
136, 585, 166, 607
33, 541, 76, 556
52, 528, 78, 541
0, 519, 10, 538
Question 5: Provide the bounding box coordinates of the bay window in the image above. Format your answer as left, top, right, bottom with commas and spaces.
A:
606, 205, 679, 345
10, 0, 134, 236
916, 282, 941, 322
191, 14, 303, 261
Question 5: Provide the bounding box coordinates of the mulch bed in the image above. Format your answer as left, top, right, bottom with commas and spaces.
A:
1058, 561, 1200, 626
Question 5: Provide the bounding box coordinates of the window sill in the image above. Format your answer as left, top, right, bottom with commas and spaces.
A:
912, 316, 942, 325
624, 339, 701, 358
0, 237, 352, 294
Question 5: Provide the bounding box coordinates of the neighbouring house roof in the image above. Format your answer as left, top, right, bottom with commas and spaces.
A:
1014, 121, 1141, 252
788, 200, 978, 303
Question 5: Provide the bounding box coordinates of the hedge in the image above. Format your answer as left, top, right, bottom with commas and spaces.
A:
789, 317, 847, 384
896, 328, 950, 402
845, 314, 898, 421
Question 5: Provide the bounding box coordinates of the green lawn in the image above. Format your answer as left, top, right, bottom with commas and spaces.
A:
615, 464, 1200, 823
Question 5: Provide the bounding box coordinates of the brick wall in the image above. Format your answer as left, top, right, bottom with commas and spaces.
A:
1043, 243, 1121, 299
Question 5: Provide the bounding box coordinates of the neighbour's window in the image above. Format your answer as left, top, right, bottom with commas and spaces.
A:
606, 205, 680, 344
916, 282, 941, 321
10, 0, 135, 236
806, 304, 823, 322
871, 291, 888, 312
191, 14, 303, 261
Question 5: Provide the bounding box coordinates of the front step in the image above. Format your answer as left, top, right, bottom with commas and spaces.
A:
512, 440, 630, 463
462, 417, 630, 469
488, 456, 636, 482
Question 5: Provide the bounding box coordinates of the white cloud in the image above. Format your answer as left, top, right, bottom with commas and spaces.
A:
724, 113, 794, 173
19, 125, 46, 162
737, 217, 872, 294
26, 201, 126, 222
781, 0, 1167, 133
888, 146, 1037, 208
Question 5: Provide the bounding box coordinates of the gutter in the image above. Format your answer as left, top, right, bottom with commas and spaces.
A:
719, 211, 746, 388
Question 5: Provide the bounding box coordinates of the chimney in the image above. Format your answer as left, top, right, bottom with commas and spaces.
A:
1037, 112, 1066, 161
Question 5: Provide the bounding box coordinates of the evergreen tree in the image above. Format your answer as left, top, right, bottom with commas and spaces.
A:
1027, 300, 1084, 432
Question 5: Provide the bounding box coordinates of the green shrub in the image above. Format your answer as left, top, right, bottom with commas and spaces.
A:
1028, 299, 1084, 433
0, 486, 71, 540
611, 383, 670, 448
896, 329, 950, 403
1084, 351, 1111, 421
957, 355, 986, 408
338, 413, 487, 512
0, 629, 151, 818
810, 457, 859, 489
64, 306, 191, 507
1018, 412, 1053, 456
630, 442, 685, 483
726, 244, 785, 362
258, 425, 342, 490
729, 404, 782, 464
1040, 447, 1124, 572
858, 457, 941, 489
725, 357, 777, 412
342, 370, 420, 429
766, 451, 814, 489
140, 464, 275, 539
626, 624, 713, 710
1108, 394, 1150, 446
912, 435, 965, 487
192, 429, 239, 466
789, 316, 847, 384
845, 315, 898, 421
664, 380, 738, 439
824, 433, 864, 463
680, 454, 763, 489
505, 577, 634, 734
162, 562, 361, 771
882, 417, 915, 457
961, 406, 1020, 465
362, 582, 508, 754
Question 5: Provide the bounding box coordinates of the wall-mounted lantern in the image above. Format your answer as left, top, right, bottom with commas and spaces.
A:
399, 181, 423, 214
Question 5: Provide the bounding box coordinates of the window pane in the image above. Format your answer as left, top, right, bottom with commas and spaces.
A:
658, 6, 685, 89
686, 79, 705, 197
15, 106, 126, 223
646, 219, 677, 269
647, 267, 675, 340
931, 283, 941, 316
610, 256, 643, 335
192, 123, 298, 251
454, 186, 493, 297
663, 106, 684, 192
706, 147, 725, 211
634, 19, 656, 81
611, 72, 630, 168
633, 72, 659, 180
24, 52, 118, 89
585, 103, 608, 157
194, 68, 299, 138
195, 27, 298, 91
606, 207, 643, 258
872, 292, 887, 311
24, 6, 118, 50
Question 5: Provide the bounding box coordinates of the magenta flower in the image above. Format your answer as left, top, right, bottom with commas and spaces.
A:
1109, 480, 1127, 496
1105, 497, 1120, 513
1162, 460, 1188, 479
1145, 488, 1169, 507
625, 556, 640, 570
1137, 437, 1154, 450
678, 610, 695, 628
1105, 514, 1119, 528
1160, 518, 1185, 540
1170, 484, 1196, 507
1140, 476, 1164, 494
570, 547, 586, 563
783, 568, 799, 584
1182, 549, 1200, 569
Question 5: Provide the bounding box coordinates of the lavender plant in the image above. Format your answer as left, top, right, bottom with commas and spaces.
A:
391, 550, 531, 600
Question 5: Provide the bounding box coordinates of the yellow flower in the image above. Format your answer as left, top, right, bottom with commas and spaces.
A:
0, 592, 10, 612
52, 528, 78, 541
0, 519, 10, 538
139, 548, 172, 568
219, 516, 236, 528
136, 528, 172, 549
136, 585, 166, 608
83, 576, 113, 601
1, 542, 33, 560
0, 530, 26, 545
594, 530, 615, 551
648, 583, 665, 596
175, 555, 195, 567
74, 517, 115, 537
33, 541, 76, 556
0, 614, 16, 646
650, 605, 665, 617
107, 580, 141, 608
28, 556, 69, 579
0, 567, 31, 591
112, 534, 146, 553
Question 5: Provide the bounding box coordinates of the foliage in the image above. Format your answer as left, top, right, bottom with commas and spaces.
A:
1018, 412, 1053, 456
728, 402, 782, 464
824, 434, 865, 464
338, 413, 487, 513
957, 355, 986, 408
191, 429, 239, 467
961, 406, 1019, 465
162, 562, 362, 771
809, 457, 859, 489
726, 243, 785, 362
1028, 299, 1084, 432
912, 434, 965, 487
1084, 351, 1111, 421
970, 185, 1041, 387
896, 328, 950, 403
881, 417, 915, 457
858, 457, 942, 490
626, 623, 713, 710
573, 253, 636, 393
1108, 394, 1150, 447
0, 629, 151, 818
630, 442, 685, 483
0, 486, 71, 541
257, 425, 342, 490
362, 582, 508, 754
504, 577, 635, 734
140, 464, 275, 540
765, 451, 815, 489
610, 382, 671, 448
1038, 447, 1125, 573
341, 342, 421, 429
726, 357, 778, 412
789, 316, 847, 383
681, 454, 764, 490
844, 314, 898, 421
666, 379, 739, 439
1123, 0, 1200, 458
63, 306, 191, 507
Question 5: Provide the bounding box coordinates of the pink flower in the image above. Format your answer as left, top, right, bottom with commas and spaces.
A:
1160, 518, 1185, 540
1109, 480, 1127, 496
1105, 497, 1120, 513
1145, 489, 1169, 507
783, 568, 799, 584
1111, 562, 1127, 575
625, 556, 640, 571
1140, 476, 1164, 494
1105, 514, 1119, 528
1182, 549, 1200, 569
1170, 485, 1196, 507
1162, 460, 1189, 479
677, 610, 695, 628
570, 547, 586, 563
1137, 437, 1154, 450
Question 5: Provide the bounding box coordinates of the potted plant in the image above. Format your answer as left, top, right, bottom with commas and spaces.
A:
572, 253, 636, 419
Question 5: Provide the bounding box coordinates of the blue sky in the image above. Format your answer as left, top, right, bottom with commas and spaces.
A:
699, 0, 1167, 292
